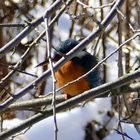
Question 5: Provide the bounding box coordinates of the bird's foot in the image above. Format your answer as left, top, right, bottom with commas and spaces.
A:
63, 94, 72, 100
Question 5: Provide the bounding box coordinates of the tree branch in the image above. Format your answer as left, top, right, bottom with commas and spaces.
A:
1, 83, 140, 114
3, 95, 65, 113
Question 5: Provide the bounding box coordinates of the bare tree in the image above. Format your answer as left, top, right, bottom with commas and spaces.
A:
1, 0, 140, 140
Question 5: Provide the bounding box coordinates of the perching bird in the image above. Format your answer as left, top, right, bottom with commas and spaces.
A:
37, 39, 100, 99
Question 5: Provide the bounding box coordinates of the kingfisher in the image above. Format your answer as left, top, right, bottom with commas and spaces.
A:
37, 39, 100, 99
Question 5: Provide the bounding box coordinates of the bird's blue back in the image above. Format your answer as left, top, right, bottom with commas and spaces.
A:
53, 39, 100, 89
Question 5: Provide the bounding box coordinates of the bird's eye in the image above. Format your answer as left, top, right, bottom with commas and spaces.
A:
52, 53, 61, 62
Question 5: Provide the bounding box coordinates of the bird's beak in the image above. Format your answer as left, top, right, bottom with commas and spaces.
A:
35, 60, 49, 68
35, 52, 61, 68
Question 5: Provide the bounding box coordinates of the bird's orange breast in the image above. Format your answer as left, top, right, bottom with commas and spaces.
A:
55, 60, 90, 97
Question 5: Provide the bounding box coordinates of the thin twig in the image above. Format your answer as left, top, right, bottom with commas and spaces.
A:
77, 0, 115, 9
100, 0, 107, 83
117, 8, 140, 33
0, 115, 3, 132
0, 44, 35, 86
0, 63, 37, 78
44, 13, 58, 140
117, 11, 125, 140
0, 23, 25, 28
2, 95, 64, 113
114, 129, 134, 140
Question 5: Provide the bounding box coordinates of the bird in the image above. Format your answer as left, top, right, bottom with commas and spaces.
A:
37, 39, 100, 99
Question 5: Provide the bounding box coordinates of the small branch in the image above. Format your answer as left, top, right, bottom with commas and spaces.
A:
0, 63, 37, 78
0, 44, 36, 86
77, 0, 115, 9
117, 10, 125, 140
0, 23, 25, 28
44, 10, 58, 140
114, 129, 134, 140
116, 9, 140, 33
3, 95, 64, 113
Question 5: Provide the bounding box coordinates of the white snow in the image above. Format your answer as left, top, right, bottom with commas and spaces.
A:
4, 100, 140, 140
24, 98, 112, 140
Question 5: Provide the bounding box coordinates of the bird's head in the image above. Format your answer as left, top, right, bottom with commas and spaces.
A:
52, 39, 79, 61
35, 39, 79, 67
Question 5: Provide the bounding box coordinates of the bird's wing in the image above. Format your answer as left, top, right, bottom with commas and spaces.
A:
72, 51, 100, 88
